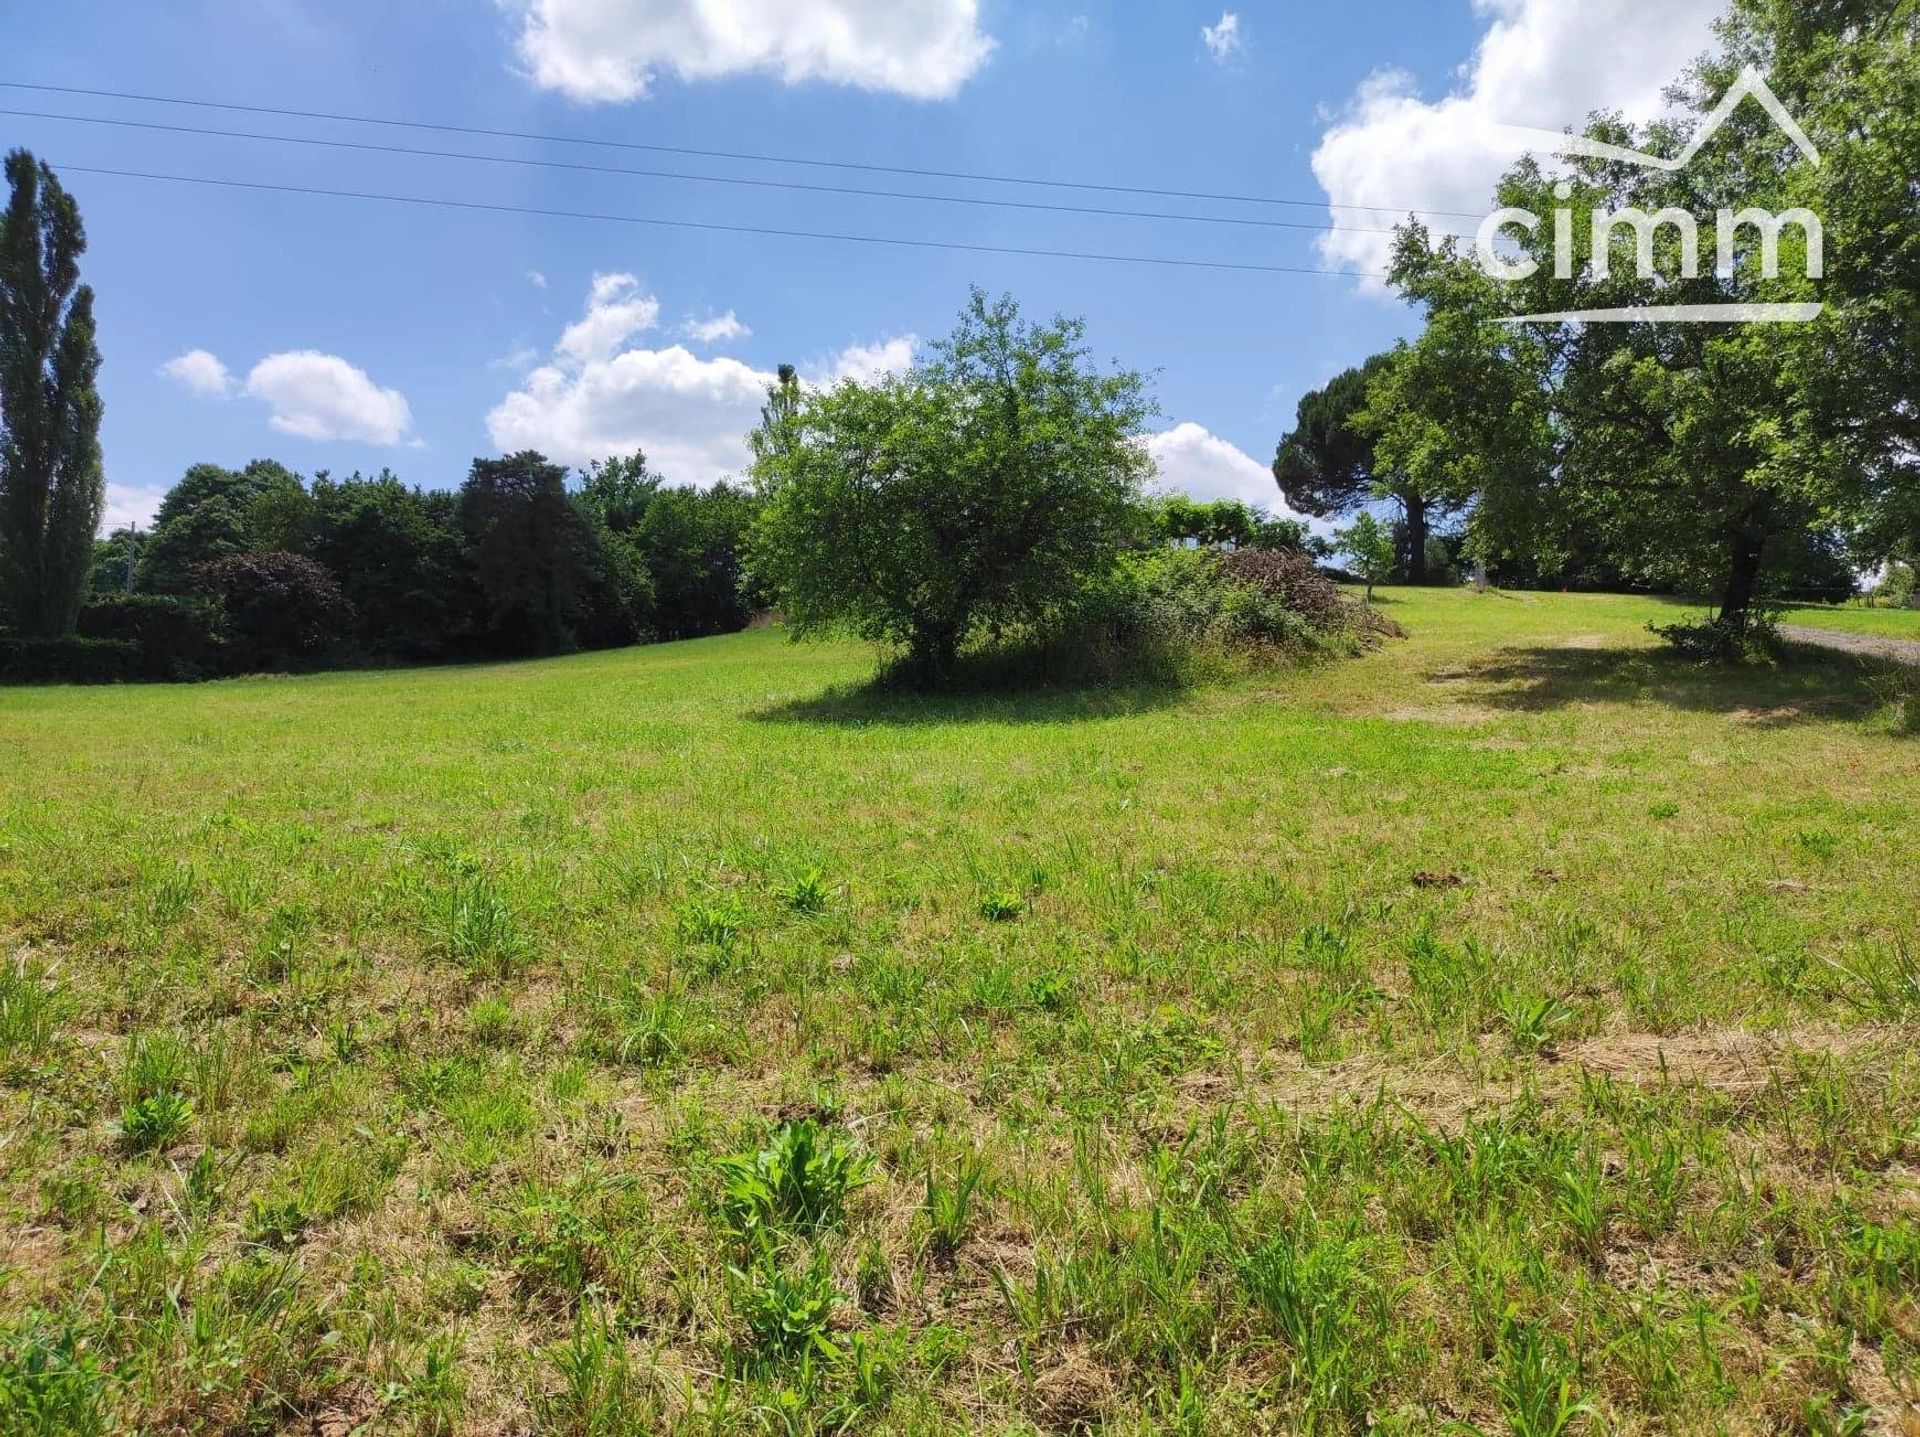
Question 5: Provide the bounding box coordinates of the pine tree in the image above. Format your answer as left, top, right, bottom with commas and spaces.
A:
0, 151, 104, 637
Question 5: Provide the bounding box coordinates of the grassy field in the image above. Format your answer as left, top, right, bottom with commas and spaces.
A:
1, 588, 1916, 1434
1776, 603, 1920, 640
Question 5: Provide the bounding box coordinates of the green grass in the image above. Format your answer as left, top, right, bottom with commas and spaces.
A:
1776, 602, 1920, 639
1, 588, 1916, 1432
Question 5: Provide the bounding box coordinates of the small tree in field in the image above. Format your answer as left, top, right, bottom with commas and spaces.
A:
749, 290, 1154, 680
1336, 513, 1396, 600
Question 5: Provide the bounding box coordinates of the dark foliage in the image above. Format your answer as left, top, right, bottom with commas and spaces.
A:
191, 551, 353, 673
0, 635, 138, 683
458, 451, 599, 656
308, 471, 472, 661
76, 595, 222, 680
140, 460, 310, 595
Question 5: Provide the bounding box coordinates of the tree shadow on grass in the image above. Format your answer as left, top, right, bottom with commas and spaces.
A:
1434, 641, 1883, 725
751, 673, 1192, 728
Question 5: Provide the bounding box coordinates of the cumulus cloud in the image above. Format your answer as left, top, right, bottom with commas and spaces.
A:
244, 352, 416, 445
1147, 422, 1305, 519
682, 311, 751, 344
161, 346, 415, 445
512, 0, 995, 103
1201, 12, 1243, 65
160, 348, 235, 398
556, 273, 662, 364
487, 275, 912, 483
1312, 0, 1724, 284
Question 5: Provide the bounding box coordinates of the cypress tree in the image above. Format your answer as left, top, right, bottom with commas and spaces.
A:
0, 150, 104, 637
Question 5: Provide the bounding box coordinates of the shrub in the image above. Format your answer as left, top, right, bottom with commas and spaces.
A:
191, 551, 353, 673
1649, 610, 1780, 662
0, 636, 140, 684
1080, 548, 1399, 681
76, 595, 222, 680
1220, 547, 1350, 631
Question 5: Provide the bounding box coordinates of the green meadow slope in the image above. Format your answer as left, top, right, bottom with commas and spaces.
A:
1, 589, 1915, 1433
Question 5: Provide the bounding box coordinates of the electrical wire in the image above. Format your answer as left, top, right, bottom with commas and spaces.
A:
1, 79, 1486, 222
2, 106, 1462, 240
54, 163, 1392, 278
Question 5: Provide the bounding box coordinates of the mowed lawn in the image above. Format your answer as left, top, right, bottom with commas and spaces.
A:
1, 589, 1916, 1434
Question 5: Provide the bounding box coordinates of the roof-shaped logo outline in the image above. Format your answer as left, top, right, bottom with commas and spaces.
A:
1498, 67, 1820, 172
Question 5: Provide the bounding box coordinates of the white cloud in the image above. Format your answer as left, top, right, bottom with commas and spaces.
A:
682, 310, 751, 344
1148, 423, 1305, 519
487, 275, 911, 482
556, 272, 662, 363
810, 335, 917, 387
512, 0, 995, 103
1311, 0, 1724, 284
160, 348, 235, 398
160, 346, 415, 446
489, 346, 772, 479
243, 352, 416, 446
103, 482, 168, 533
1201, 12, 1243, 65
490, 342, 544, 372
527, 269, 549, 289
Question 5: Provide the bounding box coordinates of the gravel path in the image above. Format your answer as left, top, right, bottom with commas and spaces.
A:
1780, 623, 1920, 666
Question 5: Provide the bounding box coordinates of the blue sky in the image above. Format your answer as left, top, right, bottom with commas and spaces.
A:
8, 0, 1726, 531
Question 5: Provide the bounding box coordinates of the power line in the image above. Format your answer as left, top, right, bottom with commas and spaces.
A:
55, 163, 1391, 279
1, 78, 1487, 223
3, 106, 1459, 240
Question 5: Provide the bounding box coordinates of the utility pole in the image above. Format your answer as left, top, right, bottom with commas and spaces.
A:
124, 525, 138, 596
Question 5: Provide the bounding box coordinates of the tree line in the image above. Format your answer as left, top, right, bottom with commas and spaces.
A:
1273, 0, 1918, 647
73, 452, 760, 677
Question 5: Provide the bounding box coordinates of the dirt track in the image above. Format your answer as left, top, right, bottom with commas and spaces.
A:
1780, 623, 1920, 666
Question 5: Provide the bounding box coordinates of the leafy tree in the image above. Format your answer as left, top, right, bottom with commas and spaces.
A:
575, 452, 660, 535
1379, 5, 1916, 636
1151, 495, 1309, 552
1273, 353, 1451, 582
573, 513, 654, 649
1335, 513, 1396, 599
308, 470, 470, 660
1362, 239, 1555, 576
87, 526, 140, 597
458, 450, 597, 656
0, 151, 104, 636
575, 451, 749, 642
140, 460, 311, 594
191, 551, 352, 672
752, 364, 802, 463
750, 290, 1154, 679
633, 482, 757, 640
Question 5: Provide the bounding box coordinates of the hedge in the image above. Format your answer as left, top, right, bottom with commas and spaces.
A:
76, 595, 223, 681
0, 636, 143, 684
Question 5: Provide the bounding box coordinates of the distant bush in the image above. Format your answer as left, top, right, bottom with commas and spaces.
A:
1874, 561, 1915, 609
76, 595, 222, 680
951, 547, 1402, 689
0, 635, 141, 684
192, 551, 353, 673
